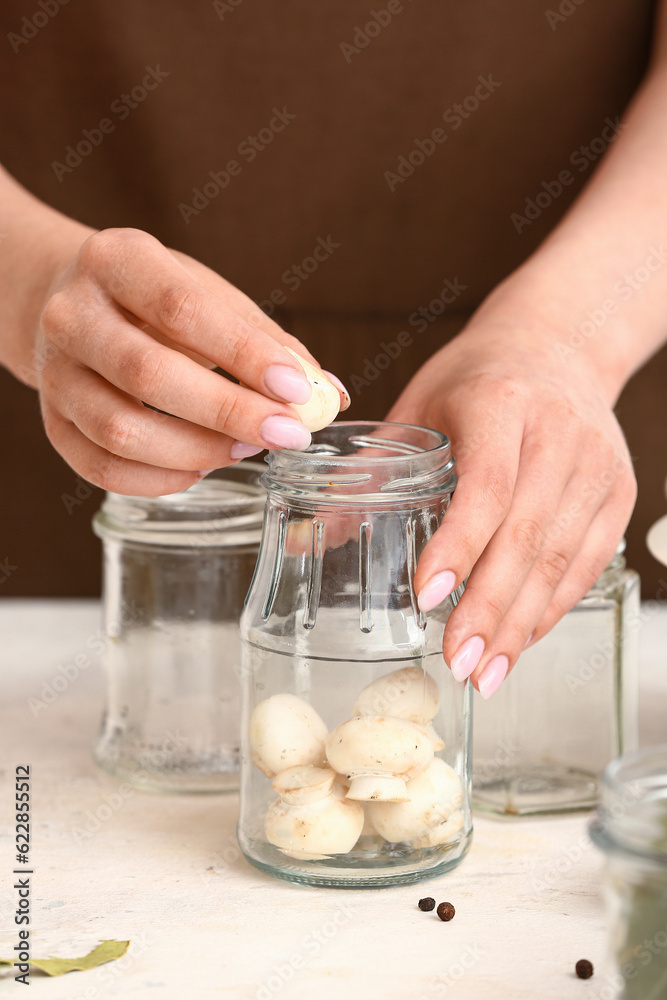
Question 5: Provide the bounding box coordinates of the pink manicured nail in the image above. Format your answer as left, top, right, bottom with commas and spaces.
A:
417, 570, 457, 613
451, 635, 485, 682
322, 370, 351, 409
478, 654, 509, 700
260, 416, 312, 451
230, 442, 264, 460
264, 364, 312, 404
523, 631, 535, 650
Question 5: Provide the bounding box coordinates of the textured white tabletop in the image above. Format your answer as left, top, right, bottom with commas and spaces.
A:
0, 599, 665, 1000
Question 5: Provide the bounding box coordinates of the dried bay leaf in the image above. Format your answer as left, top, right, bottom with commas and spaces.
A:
0, 939, 130, 976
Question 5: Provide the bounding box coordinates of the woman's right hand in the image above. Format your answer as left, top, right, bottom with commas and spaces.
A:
33, 227, 346, 495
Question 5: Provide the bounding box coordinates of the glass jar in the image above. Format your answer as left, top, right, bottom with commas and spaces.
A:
590, 746, 667, 1000
473, 544, 639, 816
238, 421, 472, 888
92, 463, 265, 793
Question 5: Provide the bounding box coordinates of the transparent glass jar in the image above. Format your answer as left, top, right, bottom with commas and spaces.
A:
590, 746, 667, 1000
473, 544, 639, 816
238, 421, 472, 888
92, 463, 265, 793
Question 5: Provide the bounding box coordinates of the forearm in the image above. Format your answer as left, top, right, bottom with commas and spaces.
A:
477, 15, 667, 404
0, 165, 94, 385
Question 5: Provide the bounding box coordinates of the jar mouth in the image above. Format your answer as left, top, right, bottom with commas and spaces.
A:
264, 421, 456, 503
92, 461, 266, 547
590, 745, 667, 866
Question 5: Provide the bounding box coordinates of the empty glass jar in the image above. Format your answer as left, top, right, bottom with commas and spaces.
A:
92, 463, 265, 792
238, 422, 472, 888
590, 746, 667, 1000
473, 543, 639, 815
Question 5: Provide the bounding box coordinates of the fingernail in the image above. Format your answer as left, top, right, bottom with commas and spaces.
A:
523, 631, 535, 650
230, 442, 264, 460
260, 415, 312, 451
417, 570, 457, 613
264, 364, 312, 404
322, 370, 351, 409
478, 654, 509, 700
197, 469, 214, 478
450, 635, 485, 682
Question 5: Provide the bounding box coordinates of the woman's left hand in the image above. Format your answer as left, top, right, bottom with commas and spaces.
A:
387, 314, 636, 698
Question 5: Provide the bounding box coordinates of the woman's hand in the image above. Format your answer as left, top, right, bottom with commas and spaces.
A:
32, 227, 348, 496
387, 312, 637, 698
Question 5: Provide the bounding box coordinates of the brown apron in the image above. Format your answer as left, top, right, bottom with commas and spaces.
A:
1, 0, 664, 595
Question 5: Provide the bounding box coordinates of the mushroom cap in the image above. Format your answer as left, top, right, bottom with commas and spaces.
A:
249, 693, 328, 777
273, 766, 336, 806
326, 716, 433, 781
352, 667, 440, 725
423, 722, 445, 752
283, 347, 340, 433
265, 784, 364, 859
368, 758, 464, 844
412, 809, 465, 848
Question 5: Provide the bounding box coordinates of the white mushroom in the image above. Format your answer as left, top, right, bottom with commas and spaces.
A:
249, 694, 328, 778
334, 774, 378, 838
411, 809, 465, 848
283, 346, 341, 432
368, 757, 464, 845
265, 765, 364, 860
325, 716, 433, 802
352, 667, 445, 751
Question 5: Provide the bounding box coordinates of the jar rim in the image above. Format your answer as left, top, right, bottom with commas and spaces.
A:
590, 744, 667, 867
264, 421, 456, 503
92, 461, 266, 547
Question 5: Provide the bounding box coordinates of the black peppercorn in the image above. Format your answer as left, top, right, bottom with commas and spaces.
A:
575, 960, 594, 979
418, 897, 435, 911
437, 901, 456, 922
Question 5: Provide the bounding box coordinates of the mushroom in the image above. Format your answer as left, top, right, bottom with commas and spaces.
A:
334, 774, 378, 838
249, 694, 328, 778
325, 716, 433, 801
283, 346, 341, 432
265, 765, 364, 860
352, 667, 445, 751
412, 809, 465, 848
368, 757, 464, 845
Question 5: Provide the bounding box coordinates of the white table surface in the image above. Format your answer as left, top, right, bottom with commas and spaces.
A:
1, 599, 665, 1000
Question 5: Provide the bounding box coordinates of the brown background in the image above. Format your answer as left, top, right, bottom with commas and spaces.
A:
0, 0, 665, 597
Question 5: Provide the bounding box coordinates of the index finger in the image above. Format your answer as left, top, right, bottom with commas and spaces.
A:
78, 229, 313, 403
414, 410, 524, 609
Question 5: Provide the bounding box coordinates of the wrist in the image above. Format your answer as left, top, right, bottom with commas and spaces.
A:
5, 210, 94, 386
471, 262, 636, 406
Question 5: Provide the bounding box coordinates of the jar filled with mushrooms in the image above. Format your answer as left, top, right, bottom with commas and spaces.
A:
238, 422, 472, 887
